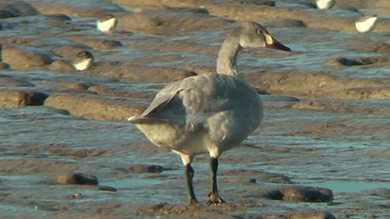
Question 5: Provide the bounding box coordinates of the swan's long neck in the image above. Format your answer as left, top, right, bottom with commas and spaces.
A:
216, 34, 242, 76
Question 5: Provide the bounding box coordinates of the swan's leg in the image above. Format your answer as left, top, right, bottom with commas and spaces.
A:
206, 157, 226, 205
176, 152, 198, 205
185, 163, 198, 205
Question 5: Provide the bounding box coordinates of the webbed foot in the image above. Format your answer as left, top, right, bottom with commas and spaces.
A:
206, 192, 226, 205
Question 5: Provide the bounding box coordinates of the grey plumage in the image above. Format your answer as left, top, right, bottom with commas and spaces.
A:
129, 22, 291, 205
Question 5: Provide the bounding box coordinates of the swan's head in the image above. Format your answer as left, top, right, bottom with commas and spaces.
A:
237, 22, 291, 52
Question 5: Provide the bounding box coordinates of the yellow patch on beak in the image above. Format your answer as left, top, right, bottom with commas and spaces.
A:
265, 34, 273, 45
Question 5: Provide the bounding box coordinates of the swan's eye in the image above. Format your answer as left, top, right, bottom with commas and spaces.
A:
257, 30, 262, 35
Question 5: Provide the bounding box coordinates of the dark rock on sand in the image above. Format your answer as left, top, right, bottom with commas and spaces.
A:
57, 173, 99, 185
44, 93, 145, 121
128, 164, 165, 174
0, 89, 48, 107
264, 186, 333, 203
0, 1, 39, 18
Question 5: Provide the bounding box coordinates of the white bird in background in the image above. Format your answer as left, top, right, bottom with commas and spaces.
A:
96, 15, 118, 33
355, 15, 378, 33
316, 0, 335, 9
72, 51, 94, 71
128, 22, 291, 205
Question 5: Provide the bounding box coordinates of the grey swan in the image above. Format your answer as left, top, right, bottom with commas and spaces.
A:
128, 22, 291, 205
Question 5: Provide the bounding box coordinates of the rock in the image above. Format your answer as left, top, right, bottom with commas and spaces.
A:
57, 173, 98, 185
265, 186, 333, 203
0, 89, 48, 107
128, 164, 165, 173
1, 44, 55, 69
44, 93, 146, 121
0, 1, 39, 18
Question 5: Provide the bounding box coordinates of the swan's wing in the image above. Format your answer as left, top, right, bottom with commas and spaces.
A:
130, 74, 262, 144
130, 74, 223, 126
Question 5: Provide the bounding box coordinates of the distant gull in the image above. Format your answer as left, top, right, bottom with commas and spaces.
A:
96, 15, 118, 33
72, 51, 94, 71
316, 0, 335, 9
355, 15, 378, 33
128, 22, 291, 205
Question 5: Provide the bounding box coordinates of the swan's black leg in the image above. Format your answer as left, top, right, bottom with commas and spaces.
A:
185, 164, 198, 205
206, 157, 226, 205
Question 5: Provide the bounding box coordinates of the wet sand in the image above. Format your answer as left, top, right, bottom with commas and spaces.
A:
0, 0, 390, 218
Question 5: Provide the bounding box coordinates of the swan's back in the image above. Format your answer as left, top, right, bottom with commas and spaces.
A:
131, 73, 263, 156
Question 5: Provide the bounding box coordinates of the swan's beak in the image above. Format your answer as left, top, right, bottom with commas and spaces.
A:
265, 34, 292, 52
